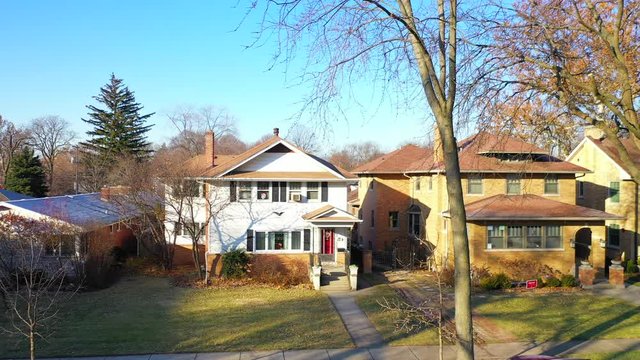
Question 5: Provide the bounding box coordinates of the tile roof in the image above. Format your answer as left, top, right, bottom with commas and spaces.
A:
353, 145, 434, 174
450, 194, 624, 221
0, 193, 144, 230
587, 136, 640, 176
355, 131, 589, 174
0, 189, 33, 201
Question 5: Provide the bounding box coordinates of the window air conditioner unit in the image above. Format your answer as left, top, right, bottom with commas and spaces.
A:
292, 193, 302, 202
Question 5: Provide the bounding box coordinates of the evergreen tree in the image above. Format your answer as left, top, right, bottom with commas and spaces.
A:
81, 74, 154, 159
5, 147, 48, 197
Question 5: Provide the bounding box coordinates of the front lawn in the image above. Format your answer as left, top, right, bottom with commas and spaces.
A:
0, 276, 352, 358
474, 293, 640, 342
565, 351, 640, 360
355, 282, 440, 346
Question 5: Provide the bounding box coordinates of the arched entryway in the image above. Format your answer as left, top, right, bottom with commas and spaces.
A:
575, 227, 592, 264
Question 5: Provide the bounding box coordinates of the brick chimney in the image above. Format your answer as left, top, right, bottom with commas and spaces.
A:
205, 131, 215, 166
433, 125, 444, 164
273, 128, 280, 136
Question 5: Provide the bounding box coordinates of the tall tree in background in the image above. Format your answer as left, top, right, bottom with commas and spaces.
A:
81, 74, 154, 160
329, 142, 385, 171
166, 105, 239, 156
286, 124, 320, 153
29, 115, 75, 191
483, 0, 640, 180
251, 1, 476, 357
4, 147, 48, 197
0, 115, 30, 185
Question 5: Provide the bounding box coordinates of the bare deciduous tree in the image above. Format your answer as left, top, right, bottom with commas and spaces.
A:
286, 124, 321, 153
29, 116, 75, 191
482, 0, 640, 180
167, 105, 239, 156
329, 141, 385, 171
0, 116, 30, 185
0, 214, 80, 360
249, 1, 476, 356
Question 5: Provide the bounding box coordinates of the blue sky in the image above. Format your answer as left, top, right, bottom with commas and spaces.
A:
0, 1, 436, 153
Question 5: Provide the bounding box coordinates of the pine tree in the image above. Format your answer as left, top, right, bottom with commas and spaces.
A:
81, 74, 154, 159
5, 147, 48, 197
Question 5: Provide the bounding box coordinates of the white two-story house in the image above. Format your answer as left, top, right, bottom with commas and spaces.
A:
165, 128, 360, 276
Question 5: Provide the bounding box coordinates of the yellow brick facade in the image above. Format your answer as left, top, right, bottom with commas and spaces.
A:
359, 169, 611, 276
568, 138, 639, 262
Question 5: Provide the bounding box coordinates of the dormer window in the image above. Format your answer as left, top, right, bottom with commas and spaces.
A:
506, 175, 521, 195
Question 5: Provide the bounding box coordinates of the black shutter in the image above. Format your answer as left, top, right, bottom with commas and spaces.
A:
303, 229, 311, 251
321, 182, 328, 202
246, 229, 254, 252
230, 181, 237, 202
272, 182, 279, 202
280, 182, 287, 202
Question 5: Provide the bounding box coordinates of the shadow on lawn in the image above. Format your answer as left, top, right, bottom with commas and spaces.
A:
474, 294, 640, 357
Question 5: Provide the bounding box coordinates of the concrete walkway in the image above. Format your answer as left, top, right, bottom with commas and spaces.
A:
588, 282, 640, 305
326, 292, 385, 348
35, 339, 640, 360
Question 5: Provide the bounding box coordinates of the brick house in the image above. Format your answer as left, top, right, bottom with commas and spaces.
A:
164, 129, 361, 277
566, 127, 640, 265
354, 131, 621, 276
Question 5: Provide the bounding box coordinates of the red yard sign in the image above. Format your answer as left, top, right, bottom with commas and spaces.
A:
526, 279, 538, 289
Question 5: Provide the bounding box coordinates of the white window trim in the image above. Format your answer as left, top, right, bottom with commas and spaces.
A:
288, 182, 302, 202
306, 182, 320, 203
256, 181, 271, 202
251, 230, 308, 253
238, 181, 253, 202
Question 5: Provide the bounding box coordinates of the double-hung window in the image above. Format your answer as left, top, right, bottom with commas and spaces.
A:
609, 182, 620, 203
389, 211, 399, 229
487, 224, 562, 249
506, 175, 521, 195
544, 175, 559, 195
238, 182, 252, 201
251, 230, 305, 251
306, 182, 319, 201
467, 175, 483, 195
257, 181, 271, 200
289, 182, 302, 201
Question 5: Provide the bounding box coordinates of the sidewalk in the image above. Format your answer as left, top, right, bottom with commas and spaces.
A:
588, 282, 640, 306
33, 339, 640, 360
326, 292, 385, 348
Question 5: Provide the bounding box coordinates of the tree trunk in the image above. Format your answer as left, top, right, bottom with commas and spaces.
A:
29, 329, 35, 360
439, 121, 474, 359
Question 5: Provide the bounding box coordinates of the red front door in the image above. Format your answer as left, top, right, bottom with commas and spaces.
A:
322, 229, 335, 255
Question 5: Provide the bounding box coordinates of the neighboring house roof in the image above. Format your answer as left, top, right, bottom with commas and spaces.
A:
302, 204, 361, 222
347, 189, 359, 205
354, 131, 589, 175
443, 194, 624, 221
353, 144, 433, 174
0, 193, 141, 230
586, 136, 640, 178
195, 136, 356, 180
0, 189, 33, 201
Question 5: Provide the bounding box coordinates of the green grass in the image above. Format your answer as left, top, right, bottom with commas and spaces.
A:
355, 283, 440, 346
565, 351, 640, 360
0, 276, 352, 358
474, 293, 640, 342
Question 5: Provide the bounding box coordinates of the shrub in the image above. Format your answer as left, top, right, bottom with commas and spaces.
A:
545, 276, 561, 288
536, 277, 545, 288
496, 258, 559, 281
250, 255, 310, 287
560, 274, 578, 287
470, 265, 492, 288
440, 267, 455, 287
480, 273, 512, 290
221, 250, 250, 279
110, 246, 128, 264
625, 260, 638, 274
